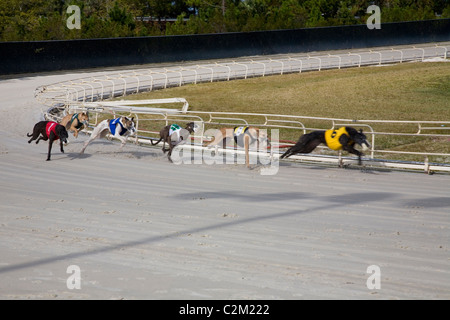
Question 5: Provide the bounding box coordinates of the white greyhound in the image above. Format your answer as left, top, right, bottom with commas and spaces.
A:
206, 126, 269, 168
80, 116, 136, 154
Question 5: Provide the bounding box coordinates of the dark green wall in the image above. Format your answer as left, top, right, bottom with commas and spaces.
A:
1, 19, 449, 75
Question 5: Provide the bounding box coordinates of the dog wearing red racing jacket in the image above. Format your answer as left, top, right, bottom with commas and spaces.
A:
27, 121, 69, 161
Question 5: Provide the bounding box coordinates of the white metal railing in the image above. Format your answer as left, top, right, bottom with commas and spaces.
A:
43, 101, 450, 173
35, 42, 450, 107
36, 42, 450, 173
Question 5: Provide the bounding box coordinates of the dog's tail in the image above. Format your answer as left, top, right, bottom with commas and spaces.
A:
26, 132, 33, 137
151, 137, 163, 145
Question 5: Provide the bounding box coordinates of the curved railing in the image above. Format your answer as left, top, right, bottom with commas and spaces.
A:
37, 42, 450, 173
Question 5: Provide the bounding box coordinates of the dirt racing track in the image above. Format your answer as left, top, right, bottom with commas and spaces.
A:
0, 50, 449, 300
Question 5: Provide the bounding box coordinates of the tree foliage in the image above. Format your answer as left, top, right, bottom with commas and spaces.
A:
0, 0, 448, 41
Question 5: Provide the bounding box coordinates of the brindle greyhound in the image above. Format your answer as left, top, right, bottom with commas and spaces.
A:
27, 120, 69, 161
151, 122, 198, 162
80, 116, 136, 154
60, 112, 89, 138
280, 126, 370, 165
206, 126, 269, 168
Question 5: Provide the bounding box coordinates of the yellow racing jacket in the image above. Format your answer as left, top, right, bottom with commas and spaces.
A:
324, 127, 350, 151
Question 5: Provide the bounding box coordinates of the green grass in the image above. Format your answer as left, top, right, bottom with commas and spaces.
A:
110, 61, 450, 163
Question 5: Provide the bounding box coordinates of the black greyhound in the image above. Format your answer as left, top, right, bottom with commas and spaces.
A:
151, 122, 198, 162
27, 121, 69, 161
280, 126, 370, 165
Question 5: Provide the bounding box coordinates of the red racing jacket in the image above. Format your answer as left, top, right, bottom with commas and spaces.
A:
46, 121, 59, 140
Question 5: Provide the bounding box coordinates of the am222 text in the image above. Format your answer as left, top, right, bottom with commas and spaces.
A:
179, 304, 270, 317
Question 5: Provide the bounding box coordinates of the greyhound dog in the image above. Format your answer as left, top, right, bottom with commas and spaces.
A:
80, 116, 136, 154
280, 126, 370, 165
60, 112, 89, 138
151, 122, 198, 162
27, 120, 69, 161
206, 126, 269, 168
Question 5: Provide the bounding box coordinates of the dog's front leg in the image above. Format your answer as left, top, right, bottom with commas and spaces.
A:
118, 135, 127, 151
60, 140, 65, 154
167, 144, 174, 163
343, 145, 364, 165
245, 134, 250, 168
47, 139, 54, 161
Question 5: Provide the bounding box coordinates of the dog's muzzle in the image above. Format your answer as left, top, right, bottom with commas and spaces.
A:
362, 141, 370, 151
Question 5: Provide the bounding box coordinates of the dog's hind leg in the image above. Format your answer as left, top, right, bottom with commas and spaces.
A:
280, 148, 294, 159
162, 138, 172, 154
80, 127, 104, 154
80, 138, 92, 154
35, 135, 48, 144
27, 134, 38, 144
28, 131, 43, 144
27, 124, 41, 143
27, 132, 35, 143
280, 134, 322, 159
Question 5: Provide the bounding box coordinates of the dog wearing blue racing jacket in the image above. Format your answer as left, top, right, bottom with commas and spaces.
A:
80, 116, 136, 154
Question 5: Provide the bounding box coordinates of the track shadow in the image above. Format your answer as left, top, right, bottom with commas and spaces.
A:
67, 152, 92, 160
176, 191, 313, 202
402, 197, 450, 208
321, 192, 395, 204
0, 202, 333, 275
0, 190, 400, 275
175, 190, 396, 205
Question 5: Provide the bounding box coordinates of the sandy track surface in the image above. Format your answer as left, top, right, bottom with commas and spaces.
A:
0, 68, 449, 300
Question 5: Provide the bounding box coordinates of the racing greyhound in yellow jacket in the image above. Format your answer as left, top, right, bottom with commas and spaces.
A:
280, 126, 370, 165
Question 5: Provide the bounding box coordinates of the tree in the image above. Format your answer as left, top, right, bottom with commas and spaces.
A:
0, 0, 448, 41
